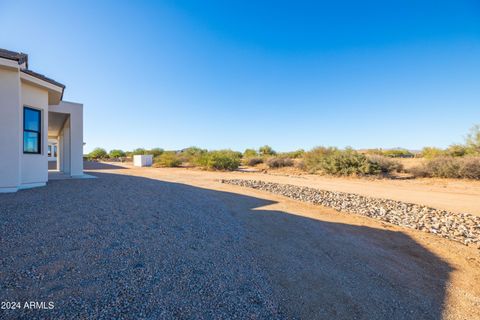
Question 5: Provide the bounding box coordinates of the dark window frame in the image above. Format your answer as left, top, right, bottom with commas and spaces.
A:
23, 106, 42, 154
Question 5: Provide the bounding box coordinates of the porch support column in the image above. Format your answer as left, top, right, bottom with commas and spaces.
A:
60, 118, 71, 174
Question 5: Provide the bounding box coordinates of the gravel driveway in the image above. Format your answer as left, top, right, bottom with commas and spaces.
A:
0, 170, 458, 319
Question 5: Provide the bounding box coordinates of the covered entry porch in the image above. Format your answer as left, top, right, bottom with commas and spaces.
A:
48, 101, 84, 179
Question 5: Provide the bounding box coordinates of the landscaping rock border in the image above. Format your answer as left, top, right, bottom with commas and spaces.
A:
220, 179, 480, 249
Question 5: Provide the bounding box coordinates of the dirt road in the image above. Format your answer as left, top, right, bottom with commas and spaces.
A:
143, 166, 480, 216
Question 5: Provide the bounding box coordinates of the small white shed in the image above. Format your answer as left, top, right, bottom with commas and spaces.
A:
133, 155, 153, 167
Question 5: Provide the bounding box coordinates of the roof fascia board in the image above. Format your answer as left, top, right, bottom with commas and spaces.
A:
20, 71, 63, 93
0, 57, 20, 70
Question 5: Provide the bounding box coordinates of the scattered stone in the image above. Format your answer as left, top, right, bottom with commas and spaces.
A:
221, 179, 480, 250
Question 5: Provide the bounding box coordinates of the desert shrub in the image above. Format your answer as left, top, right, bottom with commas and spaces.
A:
149, 148, 164, 157
294, 159, 305, 170
303, 147, 337, 173
409, 156, 480, 179
323, 149, 380, 176
231, 151, 243, 159
421, 147, 445, 159
197, 150, 241, 171
259, 145, 276, 156
154, 152, 182, 167
407, 165, 429, 178
367, 155, 403, 174
416, 124, 479, 160
466, 124, 480, 154
303, 147, 381, 176
382, 149, 414, 158
458, 157, 480, 179
132, 148, 147, 155
182, 146, 207, 157
266, 157, 294, 168
179, 146, 207, 164
243, 149, 258, 158
365, 149, 384, 156
445, 144, 468, 157
89, 148, 108, 160
245, 157, 263, 166
279, 149, 305, 159
109, 149, 126, 159
418, 157, 461, 178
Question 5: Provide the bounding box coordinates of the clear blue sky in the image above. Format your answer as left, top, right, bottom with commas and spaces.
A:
1, 1, 479, 153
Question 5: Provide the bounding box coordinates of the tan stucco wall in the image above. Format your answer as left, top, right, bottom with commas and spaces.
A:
20, 82, 49, 185
0, 66, 21, 191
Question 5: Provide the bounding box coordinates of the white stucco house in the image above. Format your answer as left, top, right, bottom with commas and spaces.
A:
0, 48, 84, 192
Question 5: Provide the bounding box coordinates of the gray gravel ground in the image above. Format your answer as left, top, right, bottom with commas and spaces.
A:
0, 173, 283, 319
0, 171, 461, 319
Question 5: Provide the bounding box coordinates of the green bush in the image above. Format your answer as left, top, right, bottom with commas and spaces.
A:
416, 124, 479, 160
132, 148, 147, 155
303, 147, 382, 176
421, 147, 445, 159
445, 144, 468, 157
109, 149, 126, 159
89, 148, 108, 160
382, 149, 414, 158
154, 152, 182, 167
303, 147, 336, 173
197, 150, 241, 171
365, 149, 384, 156
243, 149, 258, 158
149, 148, 164, 157
266, 157, 294, 168
279, 149, 305, 159
466, 124, 480, 154
259, 145, 276, 156
410, 156, 480, 179
180, 146, 207, 164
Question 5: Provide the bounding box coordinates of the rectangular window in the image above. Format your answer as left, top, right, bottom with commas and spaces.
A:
23, 107, 41, 154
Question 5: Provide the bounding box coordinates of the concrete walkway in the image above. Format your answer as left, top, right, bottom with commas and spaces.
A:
48, 170, 97, 181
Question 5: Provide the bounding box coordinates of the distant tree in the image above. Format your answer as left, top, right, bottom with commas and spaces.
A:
259, 145, 276, 156
280, 149, 305, 158
179, 146, 207, 164
466, 124, 480, 154
182, 146, 207, 157
195, 150, 241, 171
109, 149, 126, 159
149, 148, 164, 157
132, 148, 146, 155
243, 148, 258, 158
445, 144, 468, 157
421, 147, 444, 159
365, 149, 384, 156
89, 148, 108, 159
382, 149, 414, 158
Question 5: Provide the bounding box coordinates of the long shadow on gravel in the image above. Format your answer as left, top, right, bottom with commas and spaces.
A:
0, 172, 452, 320
83, 161, 126, 170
